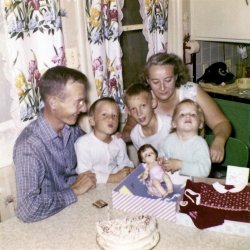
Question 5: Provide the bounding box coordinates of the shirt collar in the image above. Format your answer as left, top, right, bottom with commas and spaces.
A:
37, 112, 71, 141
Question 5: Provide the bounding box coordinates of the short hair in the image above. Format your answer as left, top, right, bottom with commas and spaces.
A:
141, 52, 190, 88
171, 99, 205, 136
38, 66, 88, 101
123, 83, 152, 106
138, 144, 158, 163
88, 97, 119, 116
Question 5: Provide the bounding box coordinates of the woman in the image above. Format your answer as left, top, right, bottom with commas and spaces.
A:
123, 53, 232, 163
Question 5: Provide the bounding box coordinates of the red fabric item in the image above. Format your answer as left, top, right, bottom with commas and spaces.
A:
179, 180, 250, 229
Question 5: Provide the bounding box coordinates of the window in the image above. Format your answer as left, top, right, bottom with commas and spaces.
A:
120, 1, 148, 89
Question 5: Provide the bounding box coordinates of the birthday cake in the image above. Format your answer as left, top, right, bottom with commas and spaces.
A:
96, 215, 160, 250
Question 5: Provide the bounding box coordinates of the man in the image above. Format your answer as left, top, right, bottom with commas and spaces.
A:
13, 66, 96, 222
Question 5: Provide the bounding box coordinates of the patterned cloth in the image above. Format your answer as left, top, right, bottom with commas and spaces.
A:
179, 180, 250, 229
13, 112, 83, 222
200, 183, 250, 211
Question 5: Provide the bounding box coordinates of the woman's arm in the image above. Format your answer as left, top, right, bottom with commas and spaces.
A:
196, 85, 232, 163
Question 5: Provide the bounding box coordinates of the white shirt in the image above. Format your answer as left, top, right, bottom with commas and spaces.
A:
130, 114, 172, 151
74, 131, 134, 183
179, 82, 198, 102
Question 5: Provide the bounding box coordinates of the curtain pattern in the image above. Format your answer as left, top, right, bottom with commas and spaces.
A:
139, 0, 168, 59
3, 0, 65, 122
86, 0, 125, 111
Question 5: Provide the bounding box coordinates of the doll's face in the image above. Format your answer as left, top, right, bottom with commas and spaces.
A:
141, 147, 157, 164
147, 65, 177, 102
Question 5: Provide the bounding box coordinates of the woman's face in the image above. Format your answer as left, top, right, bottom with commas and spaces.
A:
147, 64, 177, 102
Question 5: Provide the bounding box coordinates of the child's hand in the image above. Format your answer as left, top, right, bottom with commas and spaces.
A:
161, 159, 182, 173
157, 156, 167, 166
108, 167, 131, 183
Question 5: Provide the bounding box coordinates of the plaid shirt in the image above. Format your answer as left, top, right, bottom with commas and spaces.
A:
13, 113, 84, 222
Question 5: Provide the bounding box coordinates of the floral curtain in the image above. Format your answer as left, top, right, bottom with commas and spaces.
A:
2, 0, 66, 122
139, 0, 168, 59
86, 0, 125, 112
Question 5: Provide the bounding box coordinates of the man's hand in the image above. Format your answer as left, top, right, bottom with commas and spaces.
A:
71, 171, 96, 196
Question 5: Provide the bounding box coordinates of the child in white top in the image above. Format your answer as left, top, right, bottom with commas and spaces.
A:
75, 97, 134, 183
159, 99, 211, 177
123, 83, 172, 151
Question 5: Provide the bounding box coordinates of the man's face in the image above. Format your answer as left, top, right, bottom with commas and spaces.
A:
53, 81, 87, 126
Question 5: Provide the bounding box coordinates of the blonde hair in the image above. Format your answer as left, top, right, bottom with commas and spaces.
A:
123, 83, 152, 106
171, 99, 205, 136
88, 97, 119, 116
141, 52, 190, 87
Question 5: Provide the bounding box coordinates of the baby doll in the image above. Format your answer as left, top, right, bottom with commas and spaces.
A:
138, 144, 173, 197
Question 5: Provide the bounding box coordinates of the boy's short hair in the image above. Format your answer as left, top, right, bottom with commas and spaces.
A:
123, 83, 152, 106
39, 66, 88, 101
88, 97, 119, 116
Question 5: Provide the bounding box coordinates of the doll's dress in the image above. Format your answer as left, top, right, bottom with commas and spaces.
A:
145, 165, 166, 197
149, 165, 165, 181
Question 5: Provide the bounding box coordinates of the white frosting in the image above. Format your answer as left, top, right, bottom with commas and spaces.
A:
96, 215, 160, 250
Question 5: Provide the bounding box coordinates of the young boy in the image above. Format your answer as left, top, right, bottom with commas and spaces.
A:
159, 99, 211, 177
123, 83, 172, 151
74, 97, 134, 183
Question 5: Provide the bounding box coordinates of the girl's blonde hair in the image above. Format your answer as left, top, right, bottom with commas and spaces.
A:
171, 99, 205, 136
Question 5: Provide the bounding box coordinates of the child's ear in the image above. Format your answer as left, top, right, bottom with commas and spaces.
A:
172, 120, 176, 128
125, 106, 131, 115
89, 115, 95, 127
199, 122, 204, 129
